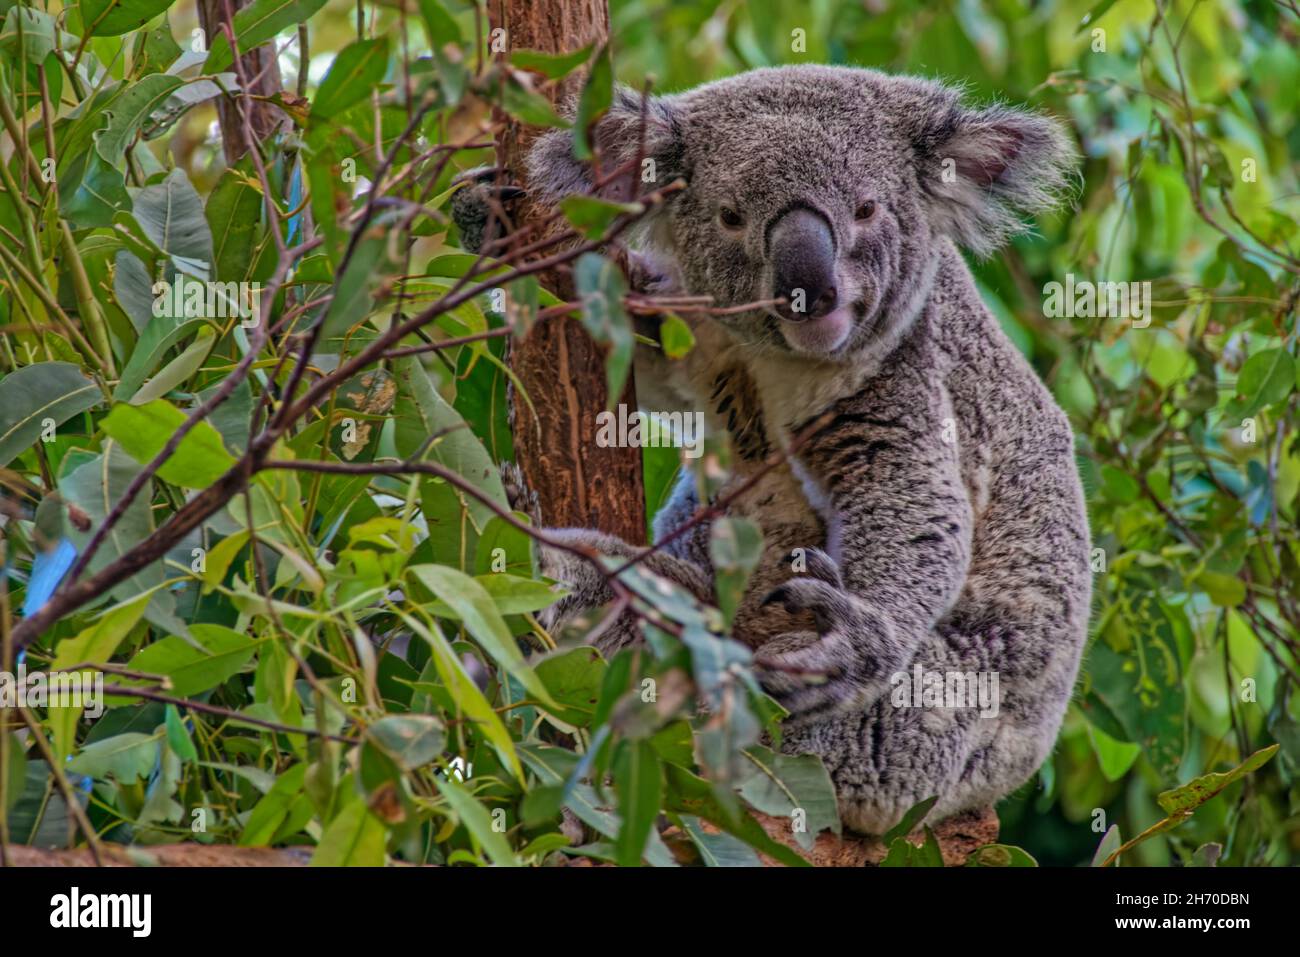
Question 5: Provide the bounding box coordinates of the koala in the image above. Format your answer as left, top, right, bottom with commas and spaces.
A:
461, 65, 1091, 837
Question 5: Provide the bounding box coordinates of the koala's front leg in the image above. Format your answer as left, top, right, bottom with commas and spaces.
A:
535, 528, 714, 657
755, 388, 973, 726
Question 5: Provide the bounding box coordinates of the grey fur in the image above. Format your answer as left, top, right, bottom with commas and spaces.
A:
481, 66, 1090, 835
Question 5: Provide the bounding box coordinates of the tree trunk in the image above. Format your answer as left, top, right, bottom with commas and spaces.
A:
198, 0, 286, 165
488, 0, 647, 544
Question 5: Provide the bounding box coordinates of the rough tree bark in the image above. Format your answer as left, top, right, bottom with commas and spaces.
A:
198, 0, 287, 165
487, 0, 647, 544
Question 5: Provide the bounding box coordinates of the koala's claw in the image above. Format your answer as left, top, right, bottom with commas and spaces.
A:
754, 629, 864, 724
755, 575, 889, 723
786, 546, 844, 588
760, 577, 859, 634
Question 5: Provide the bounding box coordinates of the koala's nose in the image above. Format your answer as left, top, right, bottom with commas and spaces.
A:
769, 207, 837, 322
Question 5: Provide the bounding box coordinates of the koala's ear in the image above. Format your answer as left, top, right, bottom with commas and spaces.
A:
526, 86, 684, 205
906, 91, 1078, 257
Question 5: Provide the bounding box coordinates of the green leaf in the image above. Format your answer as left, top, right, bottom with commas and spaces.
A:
1087, 721, 1142, 781
397, 610, 523, 782
201, 530, 249, 591
59, 444, 180, 630
45, 592, 152, 761
880, 827, 945, 867
101, 399, 236, 489
130, 14, 182, 74
122, 624, 259, 698
1234, 348, 1295, 414
0, 363, 102, 468
1090, 824, 1122, 867
130, 326, 217, 405
535, 646, 606, 727
204, 0, 330, 74
315, 224, 398, 339
0, 8, 58, 62
94, 74, 183, 164
883, 795, 939, 843
1193, 570, 1246, 608
3, 734, 26, 813
114, 317, 211, 401
434, 775, 521, 866
1082, 593, 1186, 780
206, 170, 264, 283
680, 816, 763, 866
659, 314, 695, 359
312, 37, 389, 121
416, 0, 461, 46
164, 704, 199, 762
709, 517, 763, 626
67, 732, 160, 783
51, 592, 151, 671
392, 354, 508, 537
500, 74, 569, 129
473, 515, 534, 577
511, 45, 593, 79
426, 573, 561, 618
310, 797, 388, 866
407, 564, 558, 709
614, 740, 662, 866
114, 170, 215, 332
240, 764, 308, 846
1098, 746, 1281, 866
1099, 464, 1139, 504
559, 195, 642, 240
736, 745, 840, 850
661, 762, 807, 867
368, 715, 445, 771
59, 147, 131, 228
1075, 0, 1120, 34
80, 0, 176, 37
965, 843, 1038, 867
1156, 744, 1280, 817
574, 44, 613, 160
574, 253, 633, 406
519, 745, 679, 866
127, 168, 214, 265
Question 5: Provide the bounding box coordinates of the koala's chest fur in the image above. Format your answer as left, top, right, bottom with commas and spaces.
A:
640, 320, 877, 646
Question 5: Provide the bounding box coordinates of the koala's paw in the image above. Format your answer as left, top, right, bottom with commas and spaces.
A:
753, 550, 891, 726
535, 548, 605, 633
532, 529, 623, 634
449, 166, 526, 254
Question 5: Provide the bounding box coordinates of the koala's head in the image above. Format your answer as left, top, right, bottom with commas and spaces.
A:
529, 65, 1076, 361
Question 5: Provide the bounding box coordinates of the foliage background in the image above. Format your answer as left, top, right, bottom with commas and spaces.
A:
0, 0, 1297, 867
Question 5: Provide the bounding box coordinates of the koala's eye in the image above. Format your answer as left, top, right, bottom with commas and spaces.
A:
719, 206, 745, 230
855, 200, 878, 222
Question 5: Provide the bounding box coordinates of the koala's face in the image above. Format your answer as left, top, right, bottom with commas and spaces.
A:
664, 71, 937, 358
529, 66, 1074, 362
